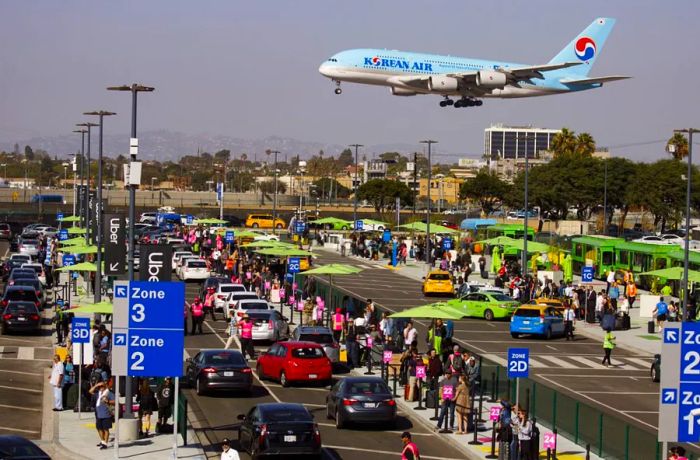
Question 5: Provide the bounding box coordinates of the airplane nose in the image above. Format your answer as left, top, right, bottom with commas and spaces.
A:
318, 62, 333, 78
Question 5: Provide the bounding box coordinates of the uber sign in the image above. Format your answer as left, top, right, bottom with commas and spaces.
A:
103, 213, 126, 275
139, 244, 172, 282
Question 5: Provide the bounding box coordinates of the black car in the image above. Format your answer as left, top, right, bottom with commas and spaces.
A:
8, 279, 44, 307
237, 403, 322, 459
325, 376, 397, 429
651, 353, 661, 382
1, 301, 42, 334
0, 435, 50, 459
199, 276, 230, 299
185, 349, 252, 395
1, 286, 40, 308
7, 269, 37, 285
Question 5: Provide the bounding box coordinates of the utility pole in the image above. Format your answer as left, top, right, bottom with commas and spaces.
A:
76, 122, 98, 244
72, 129, 87, 219
267, 150, 280, 233
420, 140, 437, 271
349, 144, 363, 226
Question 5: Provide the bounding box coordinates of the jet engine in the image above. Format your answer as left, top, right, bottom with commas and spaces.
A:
428, 76, 459, 92
390, 87, 417, 96
476, 70, 507, 88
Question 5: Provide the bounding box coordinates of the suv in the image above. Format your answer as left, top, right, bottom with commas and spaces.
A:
245, 214, 286, 230
1, 286, 40, 308
291, 326, 340, 363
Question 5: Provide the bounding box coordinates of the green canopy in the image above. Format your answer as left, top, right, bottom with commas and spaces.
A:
60, 237, 87, 246
477, 236, 517, 246
240, 241, 295, 249
64, 245, 101, 255
255, 247, 313, 257
389, 303, 464, 320
310, 217, 352, 226
57, 215, 81, 223
235, 230, 262, 239
196, 218, 228, 225
71, 301, 113, 315
505, 239, 552, 254
360, 218, 388, 227
639, 267, 700, 283
396, 222, 458, 234
56, 261, 97, 272
67, 226, 87, 235
300, 264, 363, 276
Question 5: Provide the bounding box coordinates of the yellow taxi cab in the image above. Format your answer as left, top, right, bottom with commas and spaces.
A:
245, 214, 286, 229
528, 297, 564, 310
422, 270, 454, 296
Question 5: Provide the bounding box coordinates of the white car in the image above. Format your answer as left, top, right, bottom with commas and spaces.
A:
176, 255, 200, 275
214, 284, 247, 312
252, 231, 280, 242
34, 226, 58, 237
178, 259, 210, 281
18, 238, 40, 257
355, 220, 386, 231
9, 254, 31, 264
21, 263, 46, 285
633, 234, 685, 245
165, 237, 185, 246
225, 292, 260, 315
231, 298, 271, 319
171, 251, 193, 271
139, 212, 157, 224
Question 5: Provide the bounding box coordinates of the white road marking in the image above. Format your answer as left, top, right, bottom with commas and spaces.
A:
528, 357, 546, 368
0, 384, 41, 393
316, 421, 433, 436
483, 354, 508, 367
624, 357, 652, 368
0, 369, 42, 376
0, 425, 40, 434
569, 356, 609, 370
17, 347, 33, 360
579, 391, 658, 395
0, 403, 40, 412
546, 345, 558, 351
323, 444, 463, 460
537, 355, 578, 369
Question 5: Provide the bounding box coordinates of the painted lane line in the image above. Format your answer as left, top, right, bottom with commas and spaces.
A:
0, 404, 41, 412
546, 345, 558, 351
0, 384, 41, 394
578, 391, 658, 395
0, 425, 40, 434
16, 347, 33, 361
624, 357, 653, 368
527, 357, 546, 368
323, 444, 463, 460
316, 421, 433, 436
569, 356, 609, 370
536, 355, 578, 369
0, 369, 43, 376
483, 354, 508, 367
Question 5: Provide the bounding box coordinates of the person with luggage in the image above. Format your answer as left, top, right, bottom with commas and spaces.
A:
653, 296, 669, 332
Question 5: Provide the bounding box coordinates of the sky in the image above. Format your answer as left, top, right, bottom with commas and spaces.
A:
0, 0, 698, 162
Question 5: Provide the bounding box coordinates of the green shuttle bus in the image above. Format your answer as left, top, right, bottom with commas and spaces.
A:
613, 242, 673, 289
486, 224, 535, 241
571, 235, 624, 279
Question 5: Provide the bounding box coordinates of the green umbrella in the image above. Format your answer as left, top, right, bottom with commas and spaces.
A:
241, 241, 295, 248
233, 230, 260, 239
396, 222, 458, 234
639, 267, 700, 283
196, 218, 228, 225
255, 247, 313, 257
477, 236, 517, 246
309, 217, 352, 228
60, 237, 86, 246
71, 301, 113, 315
57, 215, 81, 223
67, 226, 87, 235
299, 264, 364, 322
64, 245, 101, 255
56, 261, 97, 272
505, 239, 552, 254
389, 302, 464, 320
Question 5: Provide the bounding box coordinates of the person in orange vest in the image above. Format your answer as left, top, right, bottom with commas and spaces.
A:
238, 313, 255, 360
400, 432, 420, 460
332, 308, 345, 342
204, 286, 217, 322
626, 281, 638, 308
190, 296, 204, 335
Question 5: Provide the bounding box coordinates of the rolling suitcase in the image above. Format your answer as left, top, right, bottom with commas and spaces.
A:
648, 320, 655, 334
425, 390, 437, 408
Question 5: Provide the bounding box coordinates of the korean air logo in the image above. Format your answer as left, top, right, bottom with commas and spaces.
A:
371, 56, 380, 65
574, 37, 596, 61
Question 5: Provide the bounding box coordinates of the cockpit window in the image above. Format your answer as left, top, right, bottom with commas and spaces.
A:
327, 58, 338, 62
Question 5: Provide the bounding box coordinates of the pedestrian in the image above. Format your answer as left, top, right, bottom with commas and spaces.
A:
204, 287, 217, 321
403, 321, 417, 351
464, 355, 480, 397
602, 328, 616, 367
136, 380, 156, 438
668, 445, 688, 460
454, 374, 470, 434
89, 380, 114, 450
400, 431, 420, 460
62, 355, 75, 409
190, 297, 204, 335
156, 377, 174, 433
563, 300, 576, 341
653, 296, 669, 332
516, 408, 534, 460
238, 313, 255, 360
436, 369, 458, 433
49, 354, 64, 411
626, 281, 637, 308
224, 310, 238, 349
332, 308, 345, 342
220, 437, 241, 460
445, 345, 463, 375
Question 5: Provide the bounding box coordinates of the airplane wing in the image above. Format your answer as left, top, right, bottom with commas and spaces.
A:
560, 75, 632, 85
503, 61, 582, 80
386, 75, 431, 90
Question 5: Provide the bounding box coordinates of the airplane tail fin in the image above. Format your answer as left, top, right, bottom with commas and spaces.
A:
548, 18, 616, 76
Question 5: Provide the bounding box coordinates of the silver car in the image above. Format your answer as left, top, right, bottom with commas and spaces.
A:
246, 310, 290, 342
18, 238, 39, 257
291, 326, 340, 363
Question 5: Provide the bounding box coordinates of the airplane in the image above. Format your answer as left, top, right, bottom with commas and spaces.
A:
318, 17, 629, 108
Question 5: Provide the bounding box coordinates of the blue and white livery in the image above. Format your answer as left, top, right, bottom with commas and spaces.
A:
319, 18, 629, 108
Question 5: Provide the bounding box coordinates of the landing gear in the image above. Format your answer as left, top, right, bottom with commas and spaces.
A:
439, 97, 454, 107
334, 80, 342, 95
452, 97, 483, 108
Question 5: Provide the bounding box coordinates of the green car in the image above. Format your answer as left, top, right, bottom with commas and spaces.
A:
445, 292, 520, 321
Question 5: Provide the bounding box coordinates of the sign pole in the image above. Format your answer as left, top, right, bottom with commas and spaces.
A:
78, 343, 82, 419
516, 378, 520, 406
114, 376, 120, 459
172, 377, 179, 459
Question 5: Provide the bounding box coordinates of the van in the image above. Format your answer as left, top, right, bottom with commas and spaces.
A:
245, 214, 286, 229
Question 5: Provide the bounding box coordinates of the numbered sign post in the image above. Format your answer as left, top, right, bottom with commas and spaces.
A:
486, 405, 502, 459
581, 266, 594, 283
71, 317, 90, 418
543, 432, 557, 450
508, 348, 530, 406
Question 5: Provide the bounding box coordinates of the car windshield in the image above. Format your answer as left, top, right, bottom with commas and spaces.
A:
261, 408, 311, 422
187, 261, 207, 268
240, 302, 268, 310
13, 280, 40, 290
11, 255, 30, 261
347, 381, 391, 395
21, 239, 39, 245
489, 294, 513, 302
429, 273, 450, 280
204, 352, 246, 365
6, 303, 38, 314
5, 290, 38, 301
291, 347, 325, 358
299, 333, 334, 345
514, 309, 541, 317
22, 265, 41, 273
221, 285, 245, 293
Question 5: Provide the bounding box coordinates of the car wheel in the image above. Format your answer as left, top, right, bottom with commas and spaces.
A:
252, 223, 259, 228
256, 363, 265, 381
484, 309, 495, 321
511, 332, 520, 339
544, 328, 552, 340
341, 226, 348, 230
196, 377, 205, 396
276, 224, 283, 229
335, 408, 345, 429
651, 364, 660, 382
280, 371, 289, 387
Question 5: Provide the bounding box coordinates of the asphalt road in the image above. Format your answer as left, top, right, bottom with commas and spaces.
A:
181, 281, 468, 460
0, 240, 54, 439
310, 250, 662, 434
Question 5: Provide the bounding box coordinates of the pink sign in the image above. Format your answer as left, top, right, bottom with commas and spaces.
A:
442, 385, 454, 400
415, 365, 426, 379
543, 432, 556, 450
316, 297, 325, 309
489, 406, 501, 421
279, 290, 286, 299
264, 281, 271, 290
246, 272, 252, 280
366, 337, 373, 348
296, 300, 304, 311
383, 351, 393, 363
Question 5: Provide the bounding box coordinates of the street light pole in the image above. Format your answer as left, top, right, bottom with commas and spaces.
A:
420, 140, 437, 271
76, 122, 98, 244
73, 129, 86, 222
674, 128, 700, 322
603, 159, 608, 235
85, 111, 116, 304
107, 84, 154, 421
349, 144, 363, 226
267, 150, 280, 234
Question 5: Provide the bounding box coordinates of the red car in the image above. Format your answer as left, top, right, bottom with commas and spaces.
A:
256, 341, 332, 387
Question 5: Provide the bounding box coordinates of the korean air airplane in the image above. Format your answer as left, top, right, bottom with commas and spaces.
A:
318, 17, 629, 108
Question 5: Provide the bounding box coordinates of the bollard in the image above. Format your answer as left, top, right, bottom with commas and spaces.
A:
553, 428, 558, 460
586, 443, 590, 460
468, 393, 482, 445
415, 380, 426, 410
547, 448, 551, 460
363, 345, 375, 375
525, 388, 531, 412
430, 377, 439, 421
391, 367, 398, 398
488, 371, 497, 403
485, 419, 498, 459
381, 359, 387, 383
478, 383, 486, 423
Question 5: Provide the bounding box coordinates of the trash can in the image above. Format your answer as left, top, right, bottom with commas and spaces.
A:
648, 320, 655, 334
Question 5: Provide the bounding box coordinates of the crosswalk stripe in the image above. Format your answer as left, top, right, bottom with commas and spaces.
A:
484, 354, 508, 367
624, 358, 652, 369
0, 346, 4, 355
569, 356, 608, 369
528, 357, 546, 368
17, 347, 34, 360
536, 355, 578, 369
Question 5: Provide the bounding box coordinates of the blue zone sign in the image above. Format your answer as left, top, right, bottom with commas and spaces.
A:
63, 255, 75, 267
71, 317, 90, 344
288, 257, 300, 274
225, 231, 235, 243
507, 347, 529, 379
442, 237, 452, 251
581, 266, 594, 283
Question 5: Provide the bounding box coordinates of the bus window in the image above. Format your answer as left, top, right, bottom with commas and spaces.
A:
656, 258, 668, 269
574, 243, 582, 257
618, 251, 629, 266
633, 253, 644, 268
602, 251, 614, 266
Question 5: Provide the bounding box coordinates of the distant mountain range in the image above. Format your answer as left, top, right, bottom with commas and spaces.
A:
0, 130, 428, 162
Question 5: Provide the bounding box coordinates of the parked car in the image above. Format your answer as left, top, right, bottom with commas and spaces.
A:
325, 376, 397, 429
246, 310, 290, 342
445, 292, 520, 321
251, 231, 280, 242
290, 326, 340, 363
1, 258, 31, 281
17, 238, 40, 257
213, 283, 247, 312
256, 341, 332, 387
422, 270, 454, 296
0, 223, 12, 240
231, 298, 271, 319
237, 403, 322, 459
1, 301, 42, 334
510, 305, 565, 339
185, 349, 252, 395
20, 263, 46, 285
225, 292, 261, 315
171, 251, 193, 271
245, 214, 286, 230
0, 435, 50, 459
199, 276, 231, 300
8, 278, 44, 307
1, 286, 40, 309
178, 258, 210, 281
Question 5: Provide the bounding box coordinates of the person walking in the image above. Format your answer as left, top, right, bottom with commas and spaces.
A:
220, 437, 241, 460
400, 432, 420, 460
238, 314, 255, 360
89, 380, 114, 450
403, 321, 417, 351
602, 328, 616, 367
563, 300, 576, 341
49, 354, 64, 411
654, 297, 669, 332
436, 369, 458, 433
156, 377, 174, 434
190, 297, 204, 335
204, 286, 217, 321
224, 310, 238, 350
454, 374, 470, 434
61, 355, 75, 409
136, 380, 156, 438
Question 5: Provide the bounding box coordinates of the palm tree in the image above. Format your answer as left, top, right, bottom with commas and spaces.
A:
575, 132, 596, 156
549, 128, 578, 157
667, 132, 689, 160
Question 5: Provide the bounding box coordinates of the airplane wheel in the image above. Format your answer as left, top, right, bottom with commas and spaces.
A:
475, 100, 483, 107
454, 101, 463, 108
439, 101, 447, 108
334, 88, 342, 95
